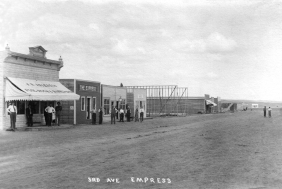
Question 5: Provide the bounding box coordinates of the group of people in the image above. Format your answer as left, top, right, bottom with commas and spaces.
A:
90, 108, 103, 125
109, 106, 145, 124
7, 101, 145, 130
263, 106, 272, 118
6, 101, 62, 131
44, 102, 62, 126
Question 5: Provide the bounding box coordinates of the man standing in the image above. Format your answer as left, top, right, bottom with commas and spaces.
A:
139, 106, 144, 122
135, 107, 139, 122
55, 102, 62, 126
111, 106, 116, 124
127, 106, 131, 122
119, 108, 124, 122
91, 108, 97, 125
45, 104, 55, 126
98, 108, 103, 124
7, 102, 17, 131
263, 106, 267, 117
26, 104, 33, 127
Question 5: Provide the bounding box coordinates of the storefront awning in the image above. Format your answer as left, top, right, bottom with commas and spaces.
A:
5, 77, 80, 101
206, 100, 217, 106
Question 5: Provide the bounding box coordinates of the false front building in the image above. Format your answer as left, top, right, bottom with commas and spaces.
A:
0, 45, 79, 130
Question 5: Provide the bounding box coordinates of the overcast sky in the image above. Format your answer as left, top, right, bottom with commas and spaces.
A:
1, 0, 282, 101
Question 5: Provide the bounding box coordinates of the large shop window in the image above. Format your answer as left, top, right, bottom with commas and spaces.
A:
28, 101, 40, 114
104, 98, 110, 115
81, 96, 85, 111
17, 101, 26, 114
120, 99, 126, 110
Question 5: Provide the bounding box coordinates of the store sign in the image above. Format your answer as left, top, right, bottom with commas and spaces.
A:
79, 85, 97, 92
9, 78, 73, 94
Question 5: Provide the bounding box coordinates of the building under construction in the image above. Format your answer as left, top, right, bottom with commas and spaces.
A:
126, 85, 221, 116
125, 85, 189, 116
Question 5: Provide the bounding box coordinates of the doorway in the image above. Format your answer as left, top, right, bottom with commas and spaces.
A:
86, 97, 91, 119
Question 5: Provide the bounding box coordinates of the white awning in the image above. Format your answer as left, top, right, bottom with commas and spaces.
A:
5, 77, 80, 101
206, 99, 217, 106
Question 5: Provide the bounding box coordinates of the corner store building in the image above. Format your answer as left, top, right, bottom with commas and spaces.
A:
0, 45, 79, 130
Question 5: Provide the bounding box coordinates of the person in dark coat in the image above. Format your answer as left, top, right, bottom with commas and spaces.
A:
98, 108, 103, 124
135, 107, 139, 122
55, 102, 62, 126
26, 104, 33, 127
139, 107, 144, 122
127, 106, 131, 122
263, 106, 267, 117
111, 106, 116, 124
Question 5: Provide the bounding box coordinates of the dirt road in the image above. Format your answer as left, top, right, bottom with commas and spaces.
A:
1, 110, 282, 189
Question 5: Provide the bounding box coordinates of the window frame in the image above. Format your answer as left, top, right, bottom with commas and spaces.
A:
103, 98, 110, 115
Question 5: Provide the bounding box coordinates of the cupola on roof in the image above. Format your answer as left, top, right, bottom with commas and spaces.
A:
29, 46, 47, 58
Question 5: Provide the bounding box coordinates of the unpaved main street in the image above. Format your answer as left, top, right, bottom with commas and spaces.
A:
1, 110, 282, 189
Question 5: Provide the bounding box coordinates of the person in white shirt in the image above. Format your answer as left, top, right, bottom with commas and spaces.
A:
139, 107, 144, 122
119, 108, 124, 122
45, 104, 55, 126
7, 102, 17, 131
268, 107, 272, 118
91, 108, 97, 125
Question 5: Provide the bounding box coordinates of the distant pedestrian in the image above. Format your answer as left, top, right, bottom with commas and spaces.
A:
26, 104, 33, 127
119, 108, 124, 122
268, 107, 272, 118
116, 107, 119, 120
98, 108, 103, 124
110, 106, 116, 124
135, 107, 139, 122
140, 107, 144, 122
127, 106, 131, 122
7, 102, 17, 131
55, 102, 62, 126
263, 106, 267, 117
91, 108, 97, 125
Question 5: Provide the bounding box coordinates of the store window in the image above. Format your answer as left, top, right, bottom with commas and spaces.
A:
81, 96, 85, 111
28, 101, 40, 114
104, 98, 110, 115
120, 99, 126, 110
17, 101, 26, 114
